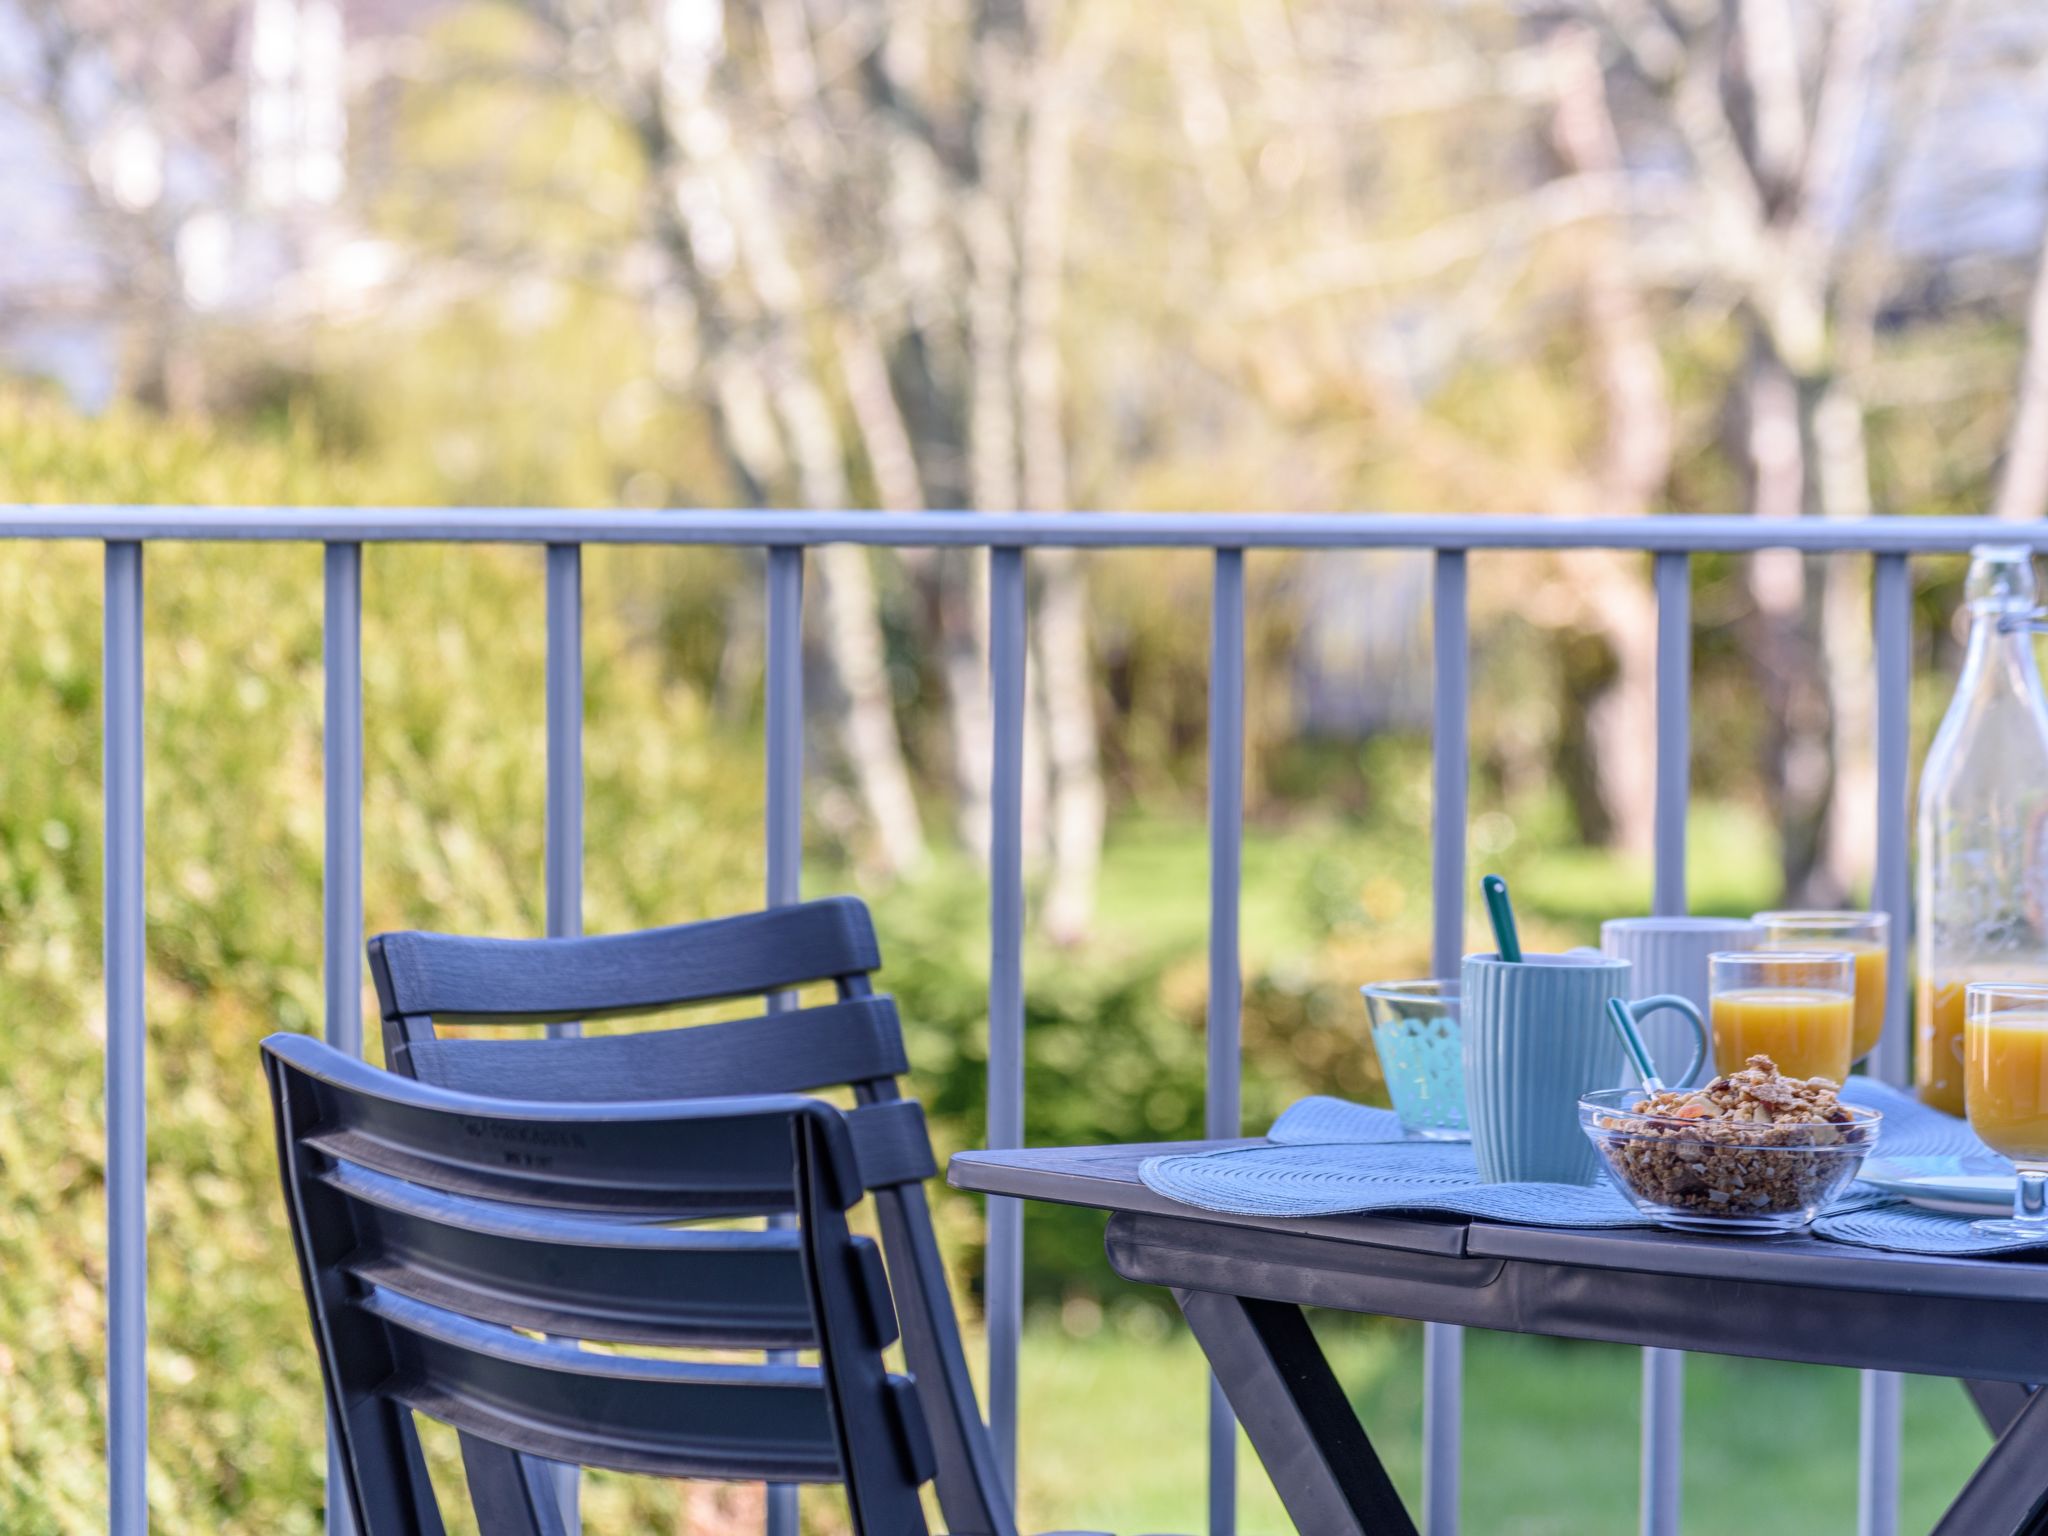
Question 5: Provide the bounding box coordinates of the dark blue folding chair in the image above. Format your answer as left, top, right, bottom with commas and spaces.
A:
366, 897, 1014, 1536
263, 1031, 936, 1536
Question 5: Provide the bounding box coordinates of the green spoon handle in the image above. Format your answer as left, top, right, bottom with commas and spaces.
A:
1607, 997, 1664, 1091
1481, 873, 1522, 962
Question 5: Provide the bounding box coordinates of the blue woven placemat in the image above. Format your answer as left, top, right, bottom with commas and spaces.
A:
1139, 1136, 1650, 1225
1813, 1203, 2048, 1255
1140, 1077, 2031, 1255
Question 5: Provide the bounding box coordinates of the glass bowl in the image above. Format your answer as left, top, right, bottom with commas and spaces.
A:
1578, 1088, 1881, 1234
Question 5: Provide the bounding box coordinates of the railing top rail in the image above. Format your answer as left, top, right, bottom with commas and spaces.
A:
4, 506, 2045, 552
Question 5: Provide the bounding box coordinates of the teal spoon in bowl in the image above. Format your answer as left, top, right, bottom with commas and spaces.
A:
1607, 996, 1665, 1091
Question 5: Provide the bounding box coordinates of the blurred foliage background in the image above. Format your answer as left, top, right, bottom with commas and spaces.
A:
4, 0, 2048, 1529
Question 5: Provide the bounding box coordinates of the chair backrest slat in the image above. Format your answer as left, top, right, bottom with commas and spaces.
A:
324, 1160, 845, 1349
363, 1286, 845, 1483
263, 1033, 933, 1536
400, 996, 908, 1102
371, 896, 879, 1025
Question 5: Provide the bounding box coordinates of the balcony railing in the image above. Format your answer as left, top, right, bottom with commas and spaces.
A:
24, 505, 2041, 1536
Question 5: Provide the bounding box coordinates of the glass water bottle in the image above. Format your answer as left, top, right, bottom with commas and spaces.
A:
1917, 544, 2048, 1114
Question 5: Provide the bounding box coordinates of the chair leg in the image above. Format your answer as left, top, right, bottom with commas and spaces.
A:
459, 1432, 571, 1536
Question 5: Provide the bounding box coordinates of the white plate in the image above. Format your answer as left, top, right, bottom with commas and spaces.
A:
1860, 1154, 2016, 1215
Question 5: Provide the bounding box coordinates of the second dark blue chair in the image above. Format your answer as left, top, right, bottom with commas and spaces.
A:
366, 897, 1014, 1536
262, 1031, 935, 1536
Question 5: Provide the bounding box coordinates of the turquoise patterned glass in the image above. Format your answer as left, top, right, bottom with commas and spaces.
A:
1361, 979, 1468, 1141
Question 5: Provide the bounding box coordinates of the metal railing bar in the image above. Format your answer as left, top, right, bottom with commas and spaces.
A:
321, 543, 364, 1536
322, 545, 365, 1058
543, 541, 586, 1534
1642, 550, 1690, 1536
104, 541, 146, 1536
1858, 1373, 1902, 1536
766, 548, 805, 916
1639, 1352, 1682, 1536
13, 508, 2048, 554
764, 546, 804, 1536
1651, 553, 1690, 919
1207, 550, 1247, 1536
1859, 552, 1914, 1536
986, 546, 1028, 1496
1427, 550, 1468, 1536
1871, 555, 1912, 1089
545, 544, 585, 945
1430, 552, 1469, 981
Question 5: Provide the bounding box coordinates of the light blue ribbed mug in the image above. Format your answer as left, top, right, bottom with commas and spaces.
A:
1462, 950, 1707, 1185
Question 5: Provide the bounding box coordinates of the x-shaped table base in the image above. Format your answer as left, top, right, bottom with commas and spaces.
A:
1173, 1284, 2047, 1536
1113, 1211, 2047, 1536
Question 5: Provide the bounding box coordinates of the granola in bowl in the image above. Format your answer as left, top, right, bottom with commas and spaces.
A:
1579, 1056, 1881, 1234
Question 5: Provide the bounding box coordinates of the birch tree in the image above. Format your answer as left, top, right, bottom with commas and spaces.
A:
1584, 0, 1968, 900
1994, 211, 2048, 524
554, 0, 1108, 907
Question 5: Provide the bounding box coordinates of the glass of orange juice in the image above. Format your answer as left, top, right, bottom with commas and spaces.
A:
1708, 950, 1856, 1082
1965, 982, 2048, 1236
1754, 911, 1890, 1064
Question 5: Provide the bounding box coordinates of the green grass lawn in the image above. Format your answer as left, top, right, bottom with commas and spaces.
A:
1090, 797, 1785, 969
1012, 1320, 1990, 1535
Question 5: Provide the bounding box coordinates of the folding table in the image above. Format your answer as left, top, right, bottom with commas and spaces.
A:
949, 1141, 2048, 1536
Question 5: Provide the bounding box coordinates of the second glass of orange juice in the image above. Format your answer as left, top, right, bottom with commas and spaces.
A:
1709, 950, 1856, 1082
1964, 981, 2048, 1236
1754, 911, 1888, 1064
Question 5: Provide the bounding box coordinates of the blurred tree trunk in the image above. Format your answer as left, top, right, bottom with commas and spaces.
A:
1618, 0, 1875, 902
1740, 346, 1835, 899
1994, 208, 2048, 523
1736, 0, 1834, 904
952, 5, 1024, 861
651, 0, 927, 876
1022, 10, 1106, 945
1817, 382, 1876, 900
1548, 25, 1669, 860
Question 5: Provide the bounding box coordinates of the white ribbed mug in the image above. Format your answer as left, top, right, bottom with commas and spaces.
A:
1601, 916, 1760, 1080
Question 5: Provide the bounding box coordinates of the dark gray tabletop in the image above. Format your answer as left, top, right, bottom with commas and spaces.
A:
948, 1140, 2048, 1304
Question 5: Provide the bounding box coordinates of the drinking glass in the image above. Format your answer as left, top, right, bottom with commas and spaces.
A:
1754, 911, 1890, 1064
1964, 981, 2048, 1236
1708, 950, 1856, 1082
1360, 979, 1467, 1141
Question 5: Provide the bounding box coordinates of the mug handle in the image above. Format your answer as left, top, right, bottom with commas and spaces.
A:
1629, 994, 1709, 1089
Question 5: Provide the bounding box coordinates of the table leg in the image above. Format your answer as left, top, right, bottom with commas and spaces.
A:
1933, 1381, 2048, 1536
1173, 1289, 1419, 1536
1965, 1379, 2037, 1438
